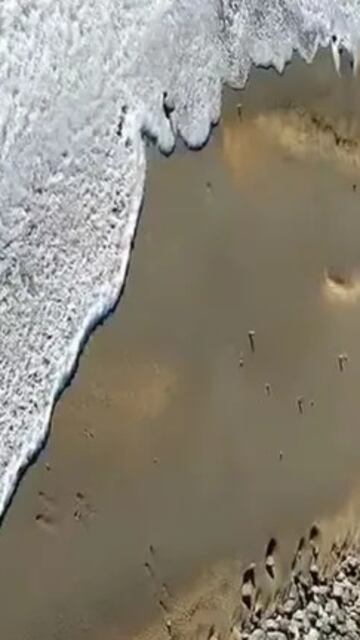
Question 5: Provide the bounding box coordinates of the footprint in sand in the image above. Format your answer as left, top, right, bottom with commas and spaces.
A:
73, 491, 96, 524
291, 526, 321, 578
143, 544, 174, 634
291, 535, 306, 572
241, 564, 256, 611
265, 537, 278, 580
83, 427, 95, 439
34, 490, 58, 532
34, 512, 55, 531
323, 266, 360, 305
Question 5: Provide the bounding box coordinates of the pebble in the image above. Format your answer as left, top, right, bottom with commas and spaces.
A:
346, 618, 358, 634
325, 599, 338, 615
293, 610, 304, 623
283, 598, 297, 615
249, 630, 265, 640
265, 619, 278, 632
306, 602, 319, 616
333, 583, 344, 601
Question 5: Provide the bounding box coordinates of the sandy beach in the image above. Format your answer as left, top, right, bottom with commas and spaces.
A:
2, 50, 360, 639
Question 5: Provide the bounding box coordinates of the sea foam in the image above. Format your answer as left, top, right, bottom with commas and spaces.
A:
0, 0, 359, 519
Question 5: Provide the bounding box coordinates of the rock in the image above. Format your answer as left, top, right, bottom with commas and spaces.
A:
336, 609, 346, 625
353, 595, 360, 613
332, 583, 343, 602
328, 614, 337, 628
293, 609, 304, 623
249, 630, 265, 640
288, 584, 298, 601
336, 622, 348, 636
305, 629, 320, 640
288, 623, 300, 640
302, 615, 311, 634
306, 602, 319, 616
268, 633, 287, 640
265, 619, 278, 632
320, 622, 332, 636
325, 599, 338, 615
344, 556, 359, 576
283, 598, 297, 616
312, 584, 328, 596
346, 618, 358, 634
277, 616, 290, 633
316, 616, 327, 631
349, 608, 359, 620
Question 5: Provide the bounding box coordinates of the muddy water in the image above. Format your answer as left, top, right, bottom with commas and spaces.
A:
2, 52, 360, 640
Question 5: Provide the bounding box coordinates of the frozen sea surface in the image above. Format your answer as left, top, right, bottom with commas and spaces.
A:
0, 0, 360, 518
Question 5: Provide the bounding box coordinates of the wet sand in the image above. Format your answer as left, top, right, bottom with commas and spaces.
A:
2, 51, 360, 639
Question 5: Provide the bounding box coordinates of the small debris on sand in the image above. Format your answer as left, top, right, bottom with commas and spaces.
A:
338, 353, 348, 372
248, 330, 256, 353
297, 396, 304, 414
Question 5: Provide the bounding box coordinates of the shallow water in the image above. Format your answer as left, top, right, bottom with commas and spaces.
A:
2, 55, 360, 640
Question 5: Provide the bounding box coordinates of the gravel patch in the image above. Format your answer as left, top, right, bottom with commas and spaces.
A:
235, 548, 360, 639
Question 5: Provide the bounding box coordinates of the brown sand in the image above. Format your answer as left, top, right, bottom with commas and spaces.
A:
2, 51, 360, 640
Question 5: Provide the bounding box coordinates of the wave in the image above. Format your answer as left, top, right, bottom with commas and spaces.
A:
0, 0, 360, 520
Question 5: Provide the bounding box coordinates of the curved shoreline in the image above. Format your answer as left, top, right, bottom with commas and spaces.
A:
0, 161, 147, 527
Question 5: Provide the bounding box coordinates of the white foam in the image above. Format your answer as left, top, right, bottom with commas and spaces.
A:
0, 0, 360, 518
